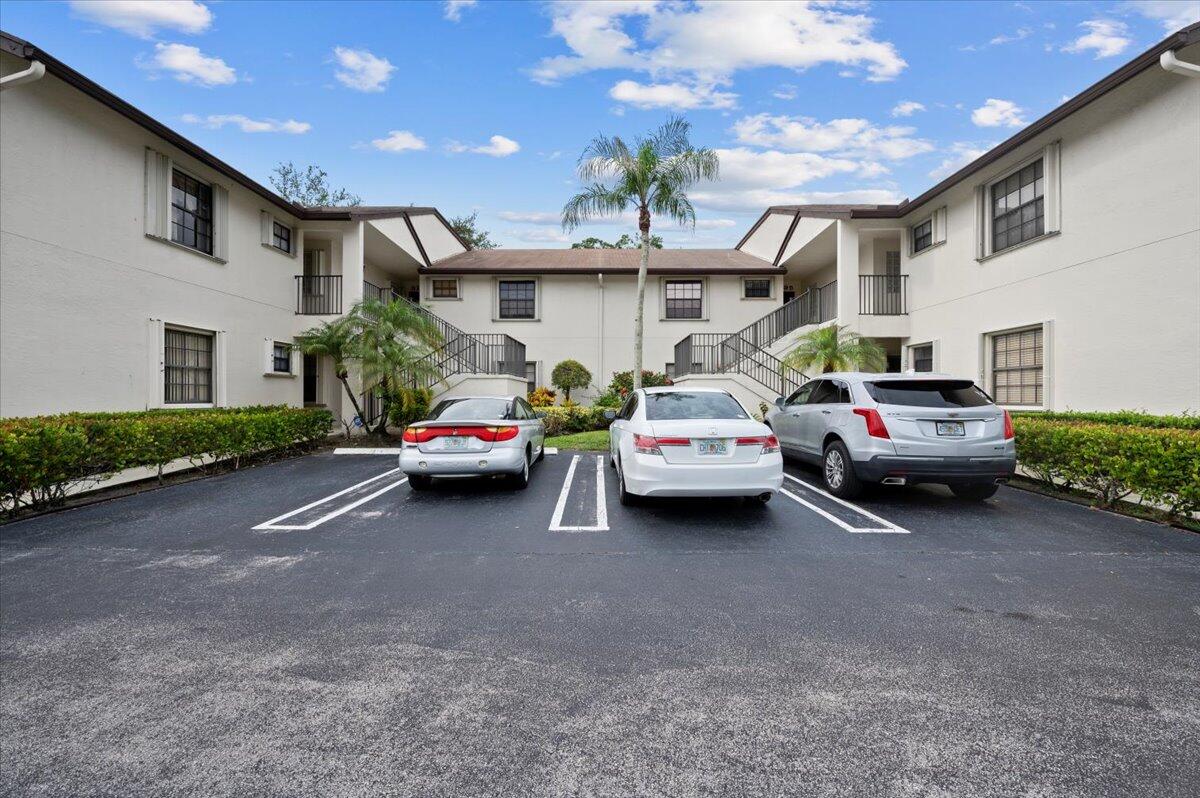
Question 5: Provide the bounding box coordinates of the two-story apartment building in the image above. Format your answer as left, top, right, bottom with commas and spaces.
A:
2, 25, 1198, 426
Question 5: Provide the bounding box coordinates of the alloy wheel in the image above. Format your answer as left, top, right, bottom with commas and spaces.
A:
825, 449, 845, 489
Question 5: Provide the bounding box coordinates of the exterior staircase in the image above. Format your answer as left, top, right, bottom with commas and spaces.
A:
673, 280, 836, 401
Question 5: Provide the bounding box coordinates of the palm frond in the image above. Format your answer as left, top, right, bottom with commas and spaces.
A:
561, 183, 631, 231
649, 190, 696, 230
577, 135, 634, 181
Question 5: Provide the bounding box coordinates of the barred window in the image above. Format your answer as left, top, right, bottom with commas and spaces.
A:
912, 218, 933, 253
665, 280, 703, 319
912, 344, 933, 373
164, 327, 214, 404
525, 361, 537, 395
991, 159, 1044, 253
743, 278, 771, 298
992, 328, 1043, 406
170, 170, 213, 255
432, 278, 459, 298
498, 280, 536, 319
273, 342, 291, 373
272, 221, 291, 254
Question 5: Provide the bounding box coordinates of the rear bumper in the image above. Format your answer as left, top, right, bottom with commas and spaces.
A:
623, 452, 784, 497
399, 445, 524, 477
853, 454, 1016, 485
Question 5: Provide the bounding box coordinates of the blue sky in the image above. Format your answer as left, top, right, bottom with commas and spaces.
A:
2, 0, 1197, 247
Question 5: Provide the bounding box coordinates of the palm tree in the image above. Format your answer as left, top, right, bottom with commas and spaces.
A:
781, 324, 888, 375
561, 117, 719, 391
295, 315, 368, 436
353, 297, 443, 435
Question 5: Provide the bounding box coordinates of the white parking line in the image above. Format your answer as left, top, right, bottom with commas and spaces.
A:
333, 447, 402, 455
253, 468, 407, 531
781, 473, 910, 534
549, 455, 608, 532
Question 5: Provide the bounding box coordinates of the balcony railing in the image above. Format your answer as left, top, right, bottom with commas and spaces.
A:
362, 280, 395, 304
859, 274, 908, 315
795, 280, 838, 327
673, 333, 807, 400
295, 275, 342, 315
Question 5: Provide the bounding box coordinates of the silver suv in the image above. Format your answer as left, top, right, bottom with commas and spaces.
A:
764, 373, 1016, 500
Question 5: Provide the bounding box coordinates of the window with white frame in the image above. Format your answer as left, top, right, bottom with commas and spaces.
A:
524, 362, 537, 395
991, 158, 1044, 253
431, 278, 460, 299
742, 278, 771, 299
911, 218, 933, 254
272, 221, 292, 254
272, 342, 292, 373
170, 170, 213, 255
991, 327, 1043, 406
665, 279, 703, 319
911, 344, 933, 372
498, 280, 536, 319
164, 327, 214, 404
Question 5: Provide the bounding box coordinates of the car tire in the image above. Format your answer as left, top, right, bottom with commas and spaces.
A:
535, 443, 545, 463
821, 440, 863, 499
950, 482, 999, 501
508, 451, 531, 490
617, 458, 639, 506
408, 474, 432, 491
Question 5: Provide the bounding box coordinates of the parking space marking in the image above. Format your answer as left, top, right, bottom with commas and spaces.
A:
333, 448, 402, 455
549, 455, 608, 532
253, 468, 407, 531
781, 474, 910, 535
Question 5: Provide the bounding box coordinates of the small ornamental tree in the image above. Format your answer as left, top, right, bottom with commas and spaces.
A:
551, 359, 592, 403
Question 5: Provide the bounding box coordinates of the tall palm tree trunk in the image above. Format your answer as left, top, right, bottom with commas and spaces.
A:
634, 208, 651, 391
336, 369, 367, 434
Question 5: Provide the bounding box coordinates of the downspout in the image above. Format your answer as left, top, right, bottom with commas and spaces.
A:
1160, 50, 1200, 78
0, 59, 45, 91
597, 273, 605, 392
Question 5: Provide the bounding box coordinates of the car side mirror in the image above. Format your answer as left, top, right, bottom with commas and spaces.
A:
603, 409, 617, 421
774, 397, 786, 409
534, 410, 547, 419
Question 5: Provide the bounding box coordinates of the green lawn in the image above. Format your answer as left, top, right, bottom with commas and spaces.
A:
546, 430, 609, 451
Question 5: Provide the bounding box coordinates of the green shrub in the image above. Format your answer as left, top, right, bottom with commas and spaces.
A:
528, 386, 557, 407
1014, 410, 1200, 430
539, 405, 611, 437
551, 359, 593, 403
1014, 416, 1200, 520
0, 406, 333, 515
388, 387, 433, 427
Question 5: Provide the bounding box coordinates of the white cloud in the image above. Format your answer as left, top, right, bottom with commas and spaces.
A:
498, 211, 560, 225
971, 98, 1026, 128
447, 135, 521, 157
928, 142, 993, 180
144, 43, 236, 86
182, 114, 310, 134
691, 187, 902, 213
1062, 19, 1132, 58
69, 0, 212, 38
773, 84, 798, 101
609, 79, 737, 110
371, 130, 427, 152
530, 1, 906, 87
890, 100, 925, 117
444, 0, 477, 22
511, 228, 571, 244
990, 27, 1031, 45
732, 114, 934, 160
332, 47, 395, 92
693, 218, 738, 229
1125, 1, 1200, 32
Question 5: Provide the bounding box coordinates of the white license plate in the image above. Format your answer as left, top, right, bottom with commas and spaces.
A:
696, 439, 728, 456
442, 436, 470, 450
935, 421, 965, 437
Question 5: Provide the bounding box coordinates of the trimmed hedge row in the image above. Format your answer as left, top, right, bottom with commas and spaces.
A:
1, 406, 333, 514
540, 406, 611, 437
1015, 410, 1200, 430
1013, 416, 1200, 520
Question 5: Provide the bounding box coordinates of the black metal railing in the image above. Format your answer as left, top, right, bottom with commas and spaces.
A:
724, 280, 838, 351
859, 274, 908, 315
362, 280, 395, 304
673, 333, 807, 399
795, 280, 838, 327
295, 274, 342, 315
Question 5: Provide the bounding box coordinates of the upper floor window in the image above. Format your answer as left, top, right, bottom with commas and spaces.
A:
432, 278, 460, 299
743, 278, 771, 299
911, 218, 933, 253
164, 326, 214, 404
498, 280, 536, 319
171, 170, 213, 255
272, 221, 292, 254
665, 279, 703, 319
991, 158, 1044, 253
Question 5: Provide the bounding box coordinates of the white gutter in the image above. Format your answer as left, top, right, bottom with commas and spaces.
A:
0, 59, 45, 91
1160, 50, 1200, 78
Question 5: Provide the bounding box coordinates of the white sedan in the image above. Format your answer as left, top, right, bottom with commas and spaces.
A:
605, 387, 783, 504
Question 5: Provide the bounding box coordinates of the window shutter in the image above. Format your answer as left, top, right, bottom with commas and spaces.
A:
292, 227, 303, 259
973, 185, 988, 259
143, 148, 171, 239
212, 184, 230, 261
289, 342, 298, 375
214, 331, 228, 406
260, 211, 272, 246
933, 207, 947, 245
263, 338, 274, 373
1044, 142, 1062, 234
146, 318, 165, 408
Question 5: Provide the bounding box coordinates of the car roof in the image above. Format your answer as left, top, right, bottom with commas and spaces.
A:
641, 386, 731, 394
814, 372, 967, 381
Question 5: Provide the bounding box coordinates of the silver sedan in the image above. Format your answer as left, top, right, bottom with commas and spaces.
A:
399, 395, 546, 490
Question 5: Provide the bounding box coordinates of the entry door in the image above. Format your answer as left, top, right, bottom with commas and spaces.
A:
303, 354, 319, 404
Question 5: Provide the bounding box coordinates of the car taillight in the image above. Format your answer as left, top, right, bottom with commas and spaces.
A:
852, 408, 891, 439
403, 426, 517, 443
632, 434, 688, 455
402, 426, 426, 443
1003, 409, 1014, 440
736, 435, 780, 454
488, 426, 519, 441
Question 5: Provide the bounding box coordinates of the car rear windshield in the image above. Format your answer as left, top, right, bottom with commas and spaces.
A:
645, 392, 749, 421
428, 398, 512, 421
864, 380, 993, 408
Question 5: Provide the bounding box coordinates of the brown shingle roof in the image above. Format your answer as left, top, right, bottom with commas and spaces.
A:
427, 248, 779, 274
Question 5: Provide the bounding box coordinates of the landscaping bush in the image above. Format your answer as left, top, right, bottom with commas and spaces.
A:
1013, 415, 1200, 521
388, 387, 433, 427
539, 405, 611, 437
528, 386, 557, 407
594, 369, 672, 407
0, 406, 333, 515
1015, 410, 1199, 430
550, 359, 592, 403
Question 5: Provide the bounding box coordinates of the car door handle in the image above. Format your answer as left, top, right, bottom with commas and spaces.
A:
821, 410, 831, 415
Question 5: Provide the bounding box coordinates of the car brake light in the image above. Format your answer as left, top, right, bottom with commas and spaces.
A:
736, 435, 781, 454
402, 427, 425, 443
633, 433, 662, 455
1003, 409, 1014, 440
488, 426, 519, 441
852, 408, 891, 439
403, 426, 517, 443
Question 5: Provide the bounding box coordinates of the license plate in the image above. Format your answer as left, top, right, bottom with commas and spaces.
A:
696, 439, 728, 456
442, 436, 469, 450
935, 421, 965, 437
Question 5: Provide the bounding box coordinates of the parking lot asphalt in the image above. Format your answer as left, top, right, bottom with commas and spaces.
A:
2, 449, 1199, 797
